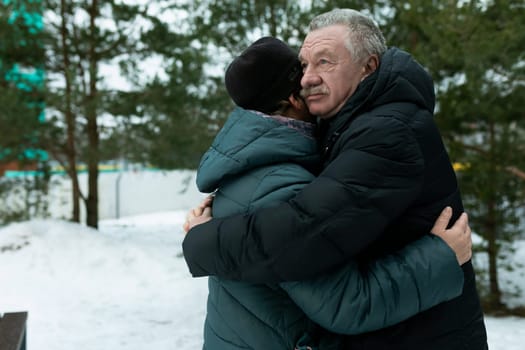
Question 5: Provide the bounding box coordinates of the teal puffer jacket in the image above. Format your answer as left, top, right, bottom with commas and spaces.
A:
195, 107, 463, 349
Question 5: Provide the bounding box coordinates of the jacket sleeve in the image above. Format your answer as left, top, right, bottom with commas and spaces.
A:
279, 234, 464, 334
183, 117, 425, 283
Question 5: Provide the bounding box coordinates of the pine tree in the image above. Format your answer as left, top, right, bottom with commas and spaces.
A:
386, 0, 525, 311
43, 0, 169, 227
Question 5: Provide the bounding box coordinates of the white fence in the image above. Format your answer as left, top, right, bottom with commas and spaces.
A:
48, 170, 205, 221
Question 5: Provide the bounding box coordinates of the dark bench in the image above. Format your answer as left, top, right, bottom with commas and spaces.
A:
0, 312, 27, 350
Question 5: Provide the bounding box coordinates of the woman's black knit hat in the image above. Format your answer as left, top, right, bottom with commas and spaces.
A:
225, 37, 302, 114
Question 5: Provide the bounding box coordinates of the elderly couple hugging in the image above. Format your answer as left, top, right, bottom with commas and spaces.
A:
182, 8, 488, 350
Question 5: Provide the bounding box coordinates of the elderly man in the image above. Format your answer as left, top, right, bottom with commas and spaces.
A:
183, 9, 487, 350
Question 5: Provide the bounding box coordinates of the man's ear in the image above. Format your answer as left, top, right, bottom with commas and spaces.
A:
359, 54, 379, 82
363, 54, 379, 76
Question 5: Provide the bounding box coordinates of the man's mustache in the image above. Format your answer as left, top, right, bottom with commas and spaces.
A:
300, 86, 329, 98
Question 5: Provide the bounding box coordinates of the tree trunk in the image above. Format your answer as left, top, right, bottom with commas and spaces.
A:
486, 122, 503, 309
60, 0, 81, 222
486, 198, 502, 309
85, 0, 99, 229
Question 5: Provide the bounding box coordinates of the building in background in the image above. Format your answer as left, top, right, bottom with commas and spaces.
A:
0, 0, 46, 176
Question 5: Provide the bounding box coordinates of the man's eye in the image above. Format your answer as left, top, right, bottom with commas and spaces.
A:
301, 63, 308, 71
319, 59, 329, 65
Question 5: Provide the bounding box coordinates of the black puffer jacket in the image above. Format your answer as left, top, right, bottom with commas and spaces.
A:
183, 48, 487, 349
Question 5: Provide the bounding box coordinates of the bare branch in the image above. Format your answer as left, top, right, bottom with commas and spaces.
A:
506, 166, 525, 181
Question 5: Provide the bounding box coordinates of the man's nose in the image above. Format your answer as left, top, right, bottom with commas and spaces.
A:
301, 66, 321, 88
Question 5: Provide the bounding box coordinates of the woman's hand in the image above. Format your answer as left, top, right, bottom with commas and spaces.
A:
431, 206, 472, 265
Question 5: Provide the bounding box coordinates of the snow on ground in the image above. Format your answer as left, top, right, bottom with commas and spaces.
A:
1, 211, 524, 349
0, 212, 206, 349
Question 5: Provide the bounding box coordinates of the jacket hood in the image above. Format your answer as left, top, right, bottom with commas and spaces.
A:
196, 107, 319, 193
326, 47, 436, 132
371, 47, 435, 112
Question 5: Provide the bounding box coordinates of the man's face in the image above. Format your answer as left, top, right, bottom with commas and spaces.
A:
299, 24, 367, 119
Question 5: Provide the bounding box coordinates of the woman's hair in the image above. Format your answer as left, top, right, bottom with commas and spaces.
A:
309, 8, 387, 63
271, 100, 292, 116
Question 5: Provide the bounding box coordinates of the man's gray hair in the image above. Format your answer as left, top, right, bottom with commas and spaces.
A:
309, 9, 387, 62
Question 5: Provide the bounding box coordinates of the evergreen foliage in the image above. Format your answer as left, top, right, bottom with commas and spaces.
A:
385, 0, 525, 311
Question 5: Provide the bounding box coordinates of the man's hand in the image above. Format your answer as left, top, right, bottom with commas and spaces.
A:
431, 206, 472, 265
182, 195, 214, 233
